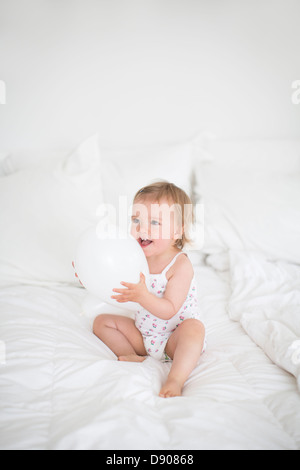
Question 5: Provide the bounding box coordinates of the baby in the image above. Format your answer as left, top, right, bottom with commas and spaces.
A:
92, 181, 206, 398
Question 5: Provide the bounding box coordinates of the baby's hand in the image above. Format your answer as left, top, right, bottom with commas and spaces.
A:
72, 261, 84, 287
111, 273, 148, 304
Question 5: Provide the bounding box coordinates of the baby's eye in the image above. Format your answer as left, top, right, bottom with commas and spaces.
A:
151, 220, 160, 226
132, 218, 140, 224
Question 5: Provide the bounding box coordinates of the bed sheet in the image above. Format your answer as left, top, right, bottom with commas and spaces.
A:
228, 250, 300, 392
0, 264, 299, 450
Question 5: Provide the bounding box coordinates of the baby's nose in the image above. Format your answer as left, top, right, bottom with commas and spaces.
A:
139, 228, 149, 239
138, 222, 149, 238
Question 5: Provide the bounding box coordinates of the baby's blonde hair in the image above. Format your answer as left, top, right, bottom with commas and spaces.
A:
133, 181, 193, 250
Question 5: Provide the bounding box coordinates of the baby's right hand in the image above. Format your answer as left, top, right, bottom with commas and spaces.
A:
72, 261, 84, 287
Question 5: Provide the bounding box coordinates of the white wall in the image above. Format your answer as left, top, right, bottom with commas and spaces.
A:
0, 0, 299, 152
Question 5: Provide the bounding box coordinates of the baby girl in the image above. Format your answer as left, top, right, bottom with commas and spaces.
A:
92, 181, 206, 398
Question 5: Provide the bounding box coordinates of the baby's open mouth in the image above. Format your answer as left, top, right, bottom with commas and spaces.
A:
138, 237, 153, 247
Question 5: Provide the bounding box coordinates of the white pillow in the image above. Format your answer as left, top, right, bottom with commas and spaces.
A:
0, 135, 103, 286
195, 151, 300, 264
100, 140, 195, 211
0, 149, 69, 175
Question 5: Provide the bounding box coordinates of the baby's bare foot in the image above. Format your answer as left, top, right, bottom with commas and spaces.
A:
159, 377, 183, 398
118, 354, 146, 363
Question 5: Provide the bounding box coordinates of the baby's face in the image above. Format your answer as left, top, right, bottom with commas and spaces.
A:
130, 196, 182, 257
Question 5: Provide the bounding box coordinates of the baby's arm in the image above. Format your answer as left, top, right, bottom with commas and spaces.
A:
140, 264, 193, 319
112, 256, 194, 320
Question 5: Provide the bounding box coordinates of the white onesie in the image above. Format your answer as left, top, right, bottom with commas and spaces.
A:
135, 252, 205, 361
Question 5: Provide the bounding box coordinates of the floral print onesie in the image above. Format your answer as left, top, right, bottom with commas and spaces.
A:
135, 252, 205, 361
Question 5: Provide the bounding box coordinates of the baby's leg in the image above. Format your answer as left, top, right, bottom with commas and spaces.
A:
159, 319, 205, 398
93, 314, 147, 361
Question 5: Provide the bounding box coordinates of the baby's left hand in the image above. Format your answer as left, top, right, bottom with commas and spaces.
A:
111, 273, 148, 304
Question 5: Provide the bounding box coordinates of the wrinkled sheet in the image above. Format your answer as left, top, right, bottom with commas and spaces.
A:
228, 251, 300, 392
0, 264, 300, 450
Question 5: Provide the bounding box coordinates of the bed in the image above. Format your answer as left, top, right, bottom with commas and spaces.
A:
0, 134, 300, 450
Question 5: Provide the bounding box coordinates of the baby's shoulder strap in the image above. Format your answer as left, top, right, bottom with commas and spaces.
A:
161, 252, 187, 276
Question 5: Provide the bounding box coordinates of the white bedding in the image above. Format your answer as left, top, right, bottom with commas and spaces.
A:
1, 262, 299, 450
228, 250, 300, 392
1, 136, 300, 450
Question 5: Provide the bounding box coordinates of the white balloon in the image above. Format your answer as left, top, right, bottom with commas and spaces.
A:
75, 227, 150, 311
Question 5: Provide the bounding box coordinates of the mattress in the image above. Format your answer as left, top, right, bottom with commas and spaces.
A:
1, 256, 299, 450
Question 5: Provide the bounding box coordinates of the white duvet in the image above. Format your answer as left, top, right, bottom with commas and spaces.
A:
1, 261, 300, 450
228, 250, 300, 392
